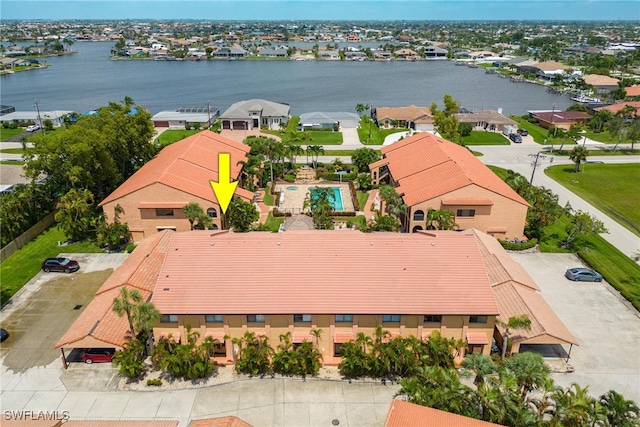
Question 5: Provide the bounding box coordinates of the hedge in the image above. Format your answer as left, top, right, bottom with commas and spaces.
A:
498, 238, 538, 251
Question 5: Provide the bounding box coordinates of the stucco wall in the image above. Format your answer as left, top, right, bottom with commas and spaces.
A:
101, 183, 222, 242
407, 184, 527, 240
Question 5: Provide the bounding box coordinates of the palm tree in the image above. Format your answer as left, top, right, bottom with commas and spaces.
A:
569, 145, 588, 172
182, 202, 205, 230
112, 287, 143, 339
550, 383, 597, 427
426, 208, 458, 230
133, 301, 161, 355
599, 390, 640, 427
496, 314, 532, 359
461, 353, 496, 386
310, 328, 323, 350
308, 145, 324, 170
355, 103, 369, 117
504, 351, 550, 401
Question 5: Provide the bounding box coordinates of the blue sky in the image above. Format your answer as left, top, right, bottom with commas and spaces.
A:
2, 0, 639, 21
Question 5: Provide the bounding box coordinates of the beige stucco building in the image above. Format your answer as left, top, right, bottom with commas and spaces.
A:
99, 130, 254, 242
369, 132, 529, 240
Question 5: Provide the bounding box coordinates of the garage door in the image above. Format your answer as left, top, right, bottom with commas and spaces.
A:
232, 120, 246, 130
154, 121, 169, 127
222, 121, 231, 129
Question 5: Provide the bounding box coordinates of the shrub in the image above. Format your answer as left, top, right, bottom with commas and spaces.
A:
331, 211, 356, 217
126, 244, 137, 253
499, 238, 538, 251
284, 174, 296, 183
146, 378, 162, 386
272, 209, 292, 217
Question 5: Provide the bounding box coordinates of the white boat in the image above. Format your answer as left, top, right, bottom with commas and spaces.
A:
571, 94, 601, 103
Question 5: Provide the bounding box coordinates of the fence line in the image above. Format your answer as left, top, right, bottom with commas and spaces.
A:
0, 212, 55, 262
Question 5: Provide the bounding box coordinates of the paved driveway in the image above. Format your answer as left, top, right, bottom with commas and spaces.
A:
511, 252, 640, 404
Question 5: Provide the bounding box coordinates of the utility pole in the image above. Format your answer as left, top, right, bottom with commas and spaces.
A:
207, 100, 211, 128
34, 99, 45, 136
528, 152, 547, 184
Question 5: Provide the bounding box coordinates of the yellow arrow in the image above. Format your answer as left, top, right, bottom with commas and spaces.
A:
210, 153, 238, 214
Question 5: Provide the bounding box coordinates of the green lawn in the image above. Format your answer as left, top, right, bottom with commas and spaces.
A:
322, 149, 381, 157
583, 129, 614, 143
0, 160, 25, 166
357, 191, 369, 211
542, 148, 640, 157
154, 129, 200, 145
1, 225, 103, 305
0, 128, 25, 141
332, 215, 367, 229
462, 131, 510, 145
357, 118, 408, 145
486, 165, 510, 180
0, 148, 28, 154
263, 212, 284, 232
545, 163, 640, 237
301, 132, 343, 145
263, 190, 274, 206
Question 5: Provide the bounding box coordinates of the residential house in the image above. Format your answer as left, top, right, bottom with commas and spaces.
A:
219, 99, 290, 130
393, 48, 419, 60
257, 47, 288, 58
625, 86, 640, 98
582, 74, 620, 94
423, 45, 447, 59
0, 110, 73, 127
373, 105, 434, 131
515, 61, 577, 81
455, 109, 517, 132
530, 110, 592, 130
369, 132, 529, 240
298, 112, 360, 130
151, 106, 220, 128
318, 50, 339, 60
213, 46, 248, 59
99, 130, 253, 241
594, 101, 640, 117
151, 230, 499, 365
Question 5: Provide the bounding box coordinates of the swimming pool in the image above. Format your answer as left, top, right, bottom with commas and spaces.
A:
309, 187, 344, 211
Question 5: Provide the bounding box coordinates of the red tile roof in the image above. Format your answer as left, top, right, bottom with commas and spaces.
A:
376, 133, 529, 207
99, 130, 253, 207
189, 417, 252, 427
625, 86, 640, 97
466, 332, 489, 345
55, 230, 173, 349
532, 111, 591, 123
594, 101, 640, 115
385, 399, 503, 427
151, 230, 499, 316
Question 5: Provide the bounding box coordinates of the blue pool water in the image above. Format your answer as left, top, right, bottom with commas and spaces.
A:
310, 187, 344, 211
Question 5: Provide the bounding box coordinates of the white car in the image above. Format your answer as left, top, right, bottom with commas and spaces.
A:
26, 125, 40, 132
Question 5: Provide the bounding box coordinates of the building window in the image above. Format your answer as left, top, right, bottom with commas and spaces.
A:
382, 314, 401, 323
469, 315, 488, 324
335, 314, 353, 323
424, 315, 442, 323
468, 344, 484, 354
161, 314, 178, 323
334, 343, 344, 357
207, 208, 218, 218
155, 208, 174, 217
247, 314, 265, 323
294, 314, 312, 323
456, 209, 476, 217
205, 314, 223, 323
413, 210, 425, 221
213, 342, 227, 357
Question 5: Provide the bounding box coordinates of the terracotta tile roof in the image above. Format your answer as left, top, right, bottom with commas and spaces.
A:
99, 130, 252, 207
594, 101, 640, 115
466, 332, 489, 345
63, 422, 179, 427
375, 105, 433, 123
189, 417, 252, 427
377, 133, 529, 207
471, 230, 577, 346
151, 230, 498, 316
625, 86, 640, 97
582, 74, 619, 86
385, 399, 503, 427
55, 231, 173, 349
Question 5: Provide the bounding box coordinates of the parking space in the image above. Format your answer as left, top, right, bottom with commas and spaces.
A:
510, 252, 640, 403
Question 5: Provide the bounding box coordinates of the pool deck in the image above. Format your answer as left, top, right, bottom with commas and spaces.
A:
275, 182, 355, 213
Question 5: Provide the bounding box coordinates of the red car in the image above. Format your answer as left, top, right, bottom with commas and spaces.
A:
82, 348, 115, 364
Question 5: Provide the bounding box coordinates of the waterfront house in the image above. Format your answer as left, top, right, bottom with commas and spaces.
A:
594, 101, 640, 117
0, 110, 73, 127
455, 109, 517, 132
298, 112, 360, 130
219, 99, 290, 130
373, 105, 434, 131
582, 74, 620, 94
152, 106, 220, 128
393, 48, 419, 60
257, 47, 288, 58
213, 46, 248, 59
99, 130, 253, 241
530, 110, 592, 130
423, 45, 448, 59
369, 132, 529, 240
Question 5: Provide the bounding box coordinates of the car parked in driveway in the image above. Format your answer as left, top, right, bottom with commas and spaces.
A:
565, 267, 603, 282
26, 124, 40, 132
509, 133, 522, 143
82, 348, 116, 364
41, 257, 80, 273
0, 328, 9, 342
517, 128, 528, 136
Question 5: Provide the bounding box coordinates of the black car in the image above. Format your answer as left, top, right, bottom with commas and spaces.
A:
0, 328, 9, 342
41, 257, 80, 273
509, 133, 522, 143
517, 128, 529, 136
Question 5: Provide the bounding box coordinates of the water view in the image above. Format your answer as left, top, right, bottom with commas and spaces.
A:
1, 42, 573, 115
